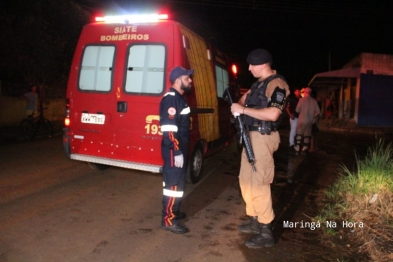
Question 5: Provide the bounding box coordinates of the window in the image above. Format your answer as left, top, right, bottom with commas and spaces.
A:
215, 65, 229, 98
125, 45, 166, 94
79, 45, 115, 91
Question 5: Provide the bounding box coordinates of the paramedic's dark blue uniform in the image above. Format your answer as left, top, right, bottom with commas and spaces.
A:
160, 87, 190, 227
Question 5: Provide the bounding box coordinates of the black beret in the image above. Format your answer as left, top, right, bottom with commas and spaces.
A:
246, 49, 272, 65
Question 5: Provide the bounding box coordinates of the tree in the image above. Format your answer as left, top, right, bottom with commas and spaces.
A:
0, 0, 90, 99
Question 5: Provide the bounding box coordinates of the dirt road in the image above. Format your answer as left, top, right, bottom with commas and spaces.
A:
0, 130, 385, 261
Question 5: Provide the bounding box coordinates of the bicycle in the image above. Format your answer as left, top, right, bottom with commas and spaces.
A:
20, 107, 53, 141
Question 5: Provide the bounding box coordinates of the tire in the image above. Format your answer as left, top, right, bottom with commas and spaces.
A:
20, 119, 35, 141
186, 144, 204, 184
37, 119, 53, 138
87, 162, 110, 171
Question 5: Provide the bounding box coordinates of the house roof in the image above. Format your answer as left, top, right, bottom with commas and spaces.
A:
308, 67, 360, 88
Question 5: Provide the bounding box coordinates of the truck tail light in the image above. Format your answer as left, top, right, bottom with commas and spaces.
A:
64, 98, 70, 127
232, 64, 238, 76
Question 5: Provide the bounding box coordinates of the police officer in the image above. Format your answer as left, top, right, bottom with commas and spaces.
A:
231, 49, 290, 248
159, 66, 194, 234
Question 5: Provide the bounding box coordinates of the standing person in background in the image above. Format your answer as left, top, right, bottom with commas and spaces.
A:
230, 48, 290, 248
285, 87, 301, 152
21, 85, 38, 117
310, 96, 322, 152
294, 87, 321, 155
325, 96, 335, 127
159, 66, 194, 234
325, 96, 332, 118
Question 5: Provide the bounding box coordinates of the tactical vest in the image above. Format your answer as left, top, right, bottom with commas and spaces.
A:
244, 74, 285, 134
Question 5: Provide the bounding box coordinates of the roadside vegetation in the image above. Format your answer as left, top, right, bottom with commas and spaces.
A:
316, 139, 393, 261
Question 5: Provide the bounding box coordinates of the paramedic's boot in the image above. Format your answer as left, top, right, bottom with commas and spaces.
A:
161, 223, 189, 234
245, 223, 275, 248
238, 216, 260, 234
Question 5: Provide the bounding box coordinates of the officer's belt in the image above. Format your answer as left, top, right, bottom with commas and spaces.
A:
248, 122, 277, 135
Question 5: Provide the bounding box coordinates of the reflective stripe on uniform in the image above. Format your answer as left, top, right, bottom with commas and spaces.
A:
163, 188, 184, 197
164, 92, 175, 97
180, 107, 190, 115
161, 125, 178, 132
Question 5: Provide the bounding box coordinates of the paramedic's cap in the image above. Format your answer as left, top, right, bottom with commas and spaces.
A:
246, 49, 272, 65
170, 67, 194, 83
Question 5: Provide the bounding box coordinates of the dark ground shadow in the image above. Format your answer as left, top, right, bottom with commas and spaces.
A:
240, 130, 376, 262
180, 145, 241, 220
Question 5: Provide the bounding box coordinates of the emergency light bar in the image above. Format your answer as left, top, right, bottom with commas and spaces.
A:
95, 14, 168, 24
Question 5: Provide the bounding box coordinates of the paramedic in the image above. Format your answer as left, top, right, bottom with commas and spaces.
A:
230, 49, 290, 248
159, 66, 194, 234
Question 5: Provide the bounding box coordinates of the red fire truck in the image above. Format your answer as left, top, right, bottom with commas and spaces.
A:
63, 13, 239, 183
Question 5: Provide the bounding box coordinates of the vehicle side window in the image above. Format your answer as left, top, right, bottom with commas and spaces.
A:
79, 45, 115, 91
125, 45, 165, 94
215, 65, 229, 98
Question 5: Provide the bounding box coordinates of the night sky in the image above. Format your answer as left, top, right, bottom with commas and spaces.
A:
98, 0, 392, 88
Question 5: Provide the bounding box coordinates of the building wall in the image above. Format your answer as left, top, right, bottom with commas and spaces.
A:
310, 53, 393, 126
358, 74, 393, 126
0, 95, 65, 126
360, 53, 393, 75
344, 53, 393, 76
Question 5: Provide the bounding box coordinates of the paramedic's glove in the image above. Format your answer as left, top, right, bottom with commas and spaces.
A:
174, 154, 184, 168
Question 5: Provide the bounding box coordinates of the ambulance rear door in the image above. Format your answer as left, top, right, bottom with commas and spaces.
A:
67, 20, 177, 172
109, 22, 176, 169
69, 42, 117, 159
111, 43, 169, 167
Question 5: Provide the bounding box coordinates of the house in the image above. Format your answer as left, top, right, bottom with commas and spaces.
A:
308, 53, 393, 127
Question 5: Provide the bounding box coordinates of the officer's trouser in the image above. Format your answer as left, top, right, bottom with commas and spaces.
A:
239, 131, 280, 224
161, 148, 186, 226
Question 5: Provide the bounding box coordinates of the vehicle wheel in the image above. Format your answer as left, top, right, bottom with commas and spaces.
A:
186, 144, 204, 184
87, 162, 110, 171
38, 119, 53, 138
20, 119, 35, 141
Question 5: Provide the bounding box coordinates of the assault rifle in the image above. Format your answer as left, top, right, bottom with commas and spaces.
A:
224, 87, 256, 172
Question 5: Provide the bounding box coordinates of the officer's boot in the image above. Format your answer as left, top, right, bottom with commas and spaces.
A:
245, 223, 275, 248
238, 216, 260, 234
294, 134, 302, 155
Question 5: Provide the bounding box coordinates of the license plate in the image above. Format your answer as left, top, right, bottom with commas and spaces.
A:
81, 113, 105, 125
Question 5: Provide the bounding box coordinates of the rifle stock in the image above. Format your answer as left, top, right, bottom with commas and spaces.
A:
225, 87, 256, 172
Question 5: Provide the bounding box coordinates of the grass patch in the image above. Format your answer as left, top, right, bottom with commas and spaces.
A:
316, 139, 393, 261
